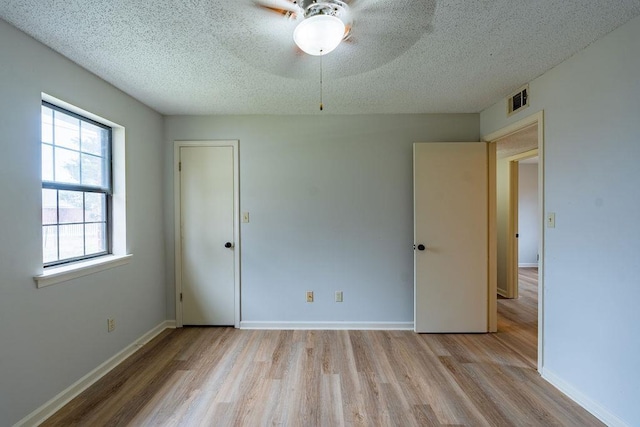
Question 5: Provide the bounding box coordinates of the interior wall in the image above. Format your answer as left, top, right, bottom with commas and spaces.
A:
518, 163, 538, 266
0, 19, 166, 425
481, 15, 640, 426
164, 114, 479, 324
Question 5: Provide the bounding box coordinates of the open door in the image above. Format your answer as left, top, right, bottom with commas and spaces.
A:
413, 142, 489, 333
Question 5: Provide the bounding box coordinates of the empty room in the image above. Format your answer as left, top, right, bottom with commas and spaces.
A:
1, 1, 639, 426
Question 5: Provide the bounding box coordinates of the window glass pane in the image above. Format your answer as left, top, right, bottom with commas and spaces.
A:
81, 154, 104, 187
43, 225, 58, 263
42, 106, 53, 144
85, 192, 106, 222
59, 224, 85, 259
42, 189, 58, 225
81, 121, 105, 156
42, 144, 54, 181
85, 222, 107, 255
53, 111, 80, 150
58, 190, 84, 224
54, 147, 80, 184
42, 102, 112, 266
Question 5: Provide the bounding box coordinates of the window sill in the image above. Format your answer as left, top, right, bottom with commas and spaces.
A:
34, 254, 132, 288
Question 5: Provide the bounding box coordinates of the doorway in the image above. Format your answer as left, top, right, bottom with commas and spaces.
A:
484, 111, 544, 371
174, 140, 240, 328
504, 148, 538, 299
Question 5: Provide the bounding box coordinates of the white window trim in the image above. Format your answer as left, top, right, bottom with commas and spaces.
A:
36, 93, 130, 287
34, 254, 132, 288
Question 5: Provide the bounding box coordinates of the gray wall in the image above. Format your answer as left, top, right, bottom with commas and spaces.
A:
518, 164, 538, 266
0, 20, 166, 425
481, 15, 640, 426
164, 115, 479, 323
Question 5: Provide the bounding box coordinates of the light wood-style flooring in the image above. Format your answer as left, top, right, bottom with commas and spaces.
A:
496, 267, 539, 367
43, 268, 602, 426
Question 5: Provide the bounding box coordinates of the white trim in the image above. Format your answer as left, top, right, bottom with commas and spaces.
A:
482, 110, 545, 373
542, 368, 630, 427
518, 263, 539, 268
240, 321, 414, 330
483, 112, 541, 142
39, 93, 129, 286
34, 254, 132, 288
14, 320, 175, 427
174, 140, 241, 328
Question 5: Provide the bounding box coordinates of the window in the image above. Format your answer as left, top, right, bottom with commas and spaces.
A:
41, 102, 112, 266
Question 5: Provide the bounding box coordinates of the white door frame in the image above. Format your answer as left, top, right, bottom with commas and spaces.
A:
506, 149, 539, 300
483, 111, 544, 372
174, 140, 241, 328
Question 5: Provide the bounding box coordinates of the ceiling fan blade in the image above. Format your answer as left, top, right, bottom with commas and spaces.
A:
254, 0, 303, 17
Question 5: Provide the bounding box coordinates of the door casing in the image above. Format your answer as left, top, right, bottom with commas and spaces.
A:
173, 140, 240, 328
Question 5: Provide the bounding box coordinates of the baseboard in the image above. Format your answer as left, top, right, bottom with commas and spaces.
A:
518, 263, 539, 268
15, 320, 176, 427
239, 321, 414, 330
542, 368, 629, 427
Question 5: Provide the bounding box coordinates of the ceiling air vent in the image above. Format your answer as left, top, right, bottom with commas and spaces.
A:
507, 84, 529, 116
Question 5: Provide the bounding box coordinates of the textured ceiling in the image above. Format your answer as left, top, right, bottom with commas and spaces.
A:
496, 124, 537, 158
1, 0, 640, 115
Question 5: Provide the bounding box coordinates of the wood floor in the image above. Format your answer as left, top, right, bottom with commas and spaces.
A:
496, 267, 539, 367
43, 269, 602, 426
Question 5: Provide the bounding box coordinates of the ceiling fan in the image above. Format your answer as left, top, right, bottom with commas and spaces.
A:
254, 0, 354, 56
226, 0, 434, 79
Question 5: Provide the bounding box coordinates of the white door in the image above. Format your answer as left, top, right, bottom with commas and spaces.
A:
180, 145, 235, 325
414, 142, 488, 333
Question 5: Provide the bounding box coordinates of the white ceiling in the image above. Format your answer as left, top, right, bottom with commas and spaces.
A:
2, 0, 640, 115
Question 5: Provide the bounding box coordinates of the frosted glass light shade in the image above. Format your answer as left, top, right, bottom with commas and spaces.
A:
293, 15, 345, 56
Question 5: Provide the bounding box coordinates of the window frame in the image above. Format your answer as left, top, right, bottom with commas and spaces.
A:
41, 101, 113, 267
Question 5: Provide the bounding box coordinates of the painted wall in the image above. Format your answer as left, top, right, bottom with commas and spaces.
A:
518, 163, 538, 266
481, 15, 640, 427
0, 20, 166, 425
164, 115, 479, 324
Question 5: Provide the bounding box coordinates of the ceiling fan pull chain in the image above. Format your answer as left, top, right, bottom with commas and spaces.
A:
320, 50, 324, 111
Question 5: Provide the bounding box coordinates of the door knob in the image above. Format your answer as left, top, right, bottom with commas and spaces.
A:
224, 242, 233, 248
417, 244, 426, 251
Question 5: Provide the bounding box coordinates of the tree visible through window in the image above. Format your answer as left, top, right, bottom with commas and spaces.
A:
41, 102, 112, 266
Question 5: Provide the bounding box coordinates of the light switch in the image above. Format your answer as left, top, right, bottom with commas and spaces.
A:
546, 212, 556, 228
242, 212, 250, 223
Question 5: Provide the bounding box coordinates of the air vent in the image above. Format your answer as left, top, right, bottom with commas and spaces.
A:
507, 84, 529, 116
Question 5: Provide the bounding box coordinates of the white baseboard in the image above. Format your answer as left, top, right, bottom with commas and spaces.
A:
518, 263, 539, 268
15, 320, 176, 427
239, 321, 414, 330
542, 368, 629, 427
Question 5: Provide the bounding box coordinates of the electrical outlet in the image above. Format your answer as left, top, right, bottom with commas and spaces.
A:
335, 291, 343, 302
107, 318, 115, 332
306, 291, 314, 303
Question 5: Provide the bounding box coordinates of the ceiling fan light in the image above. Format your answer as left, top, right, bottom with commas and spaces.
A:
293, 14, 345, 56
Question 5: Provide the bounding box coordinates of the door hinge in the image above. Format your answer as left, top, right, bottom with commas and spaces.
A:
516, 233, 519, 238
180, 292, 183, 302
179, 162, 182, 172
